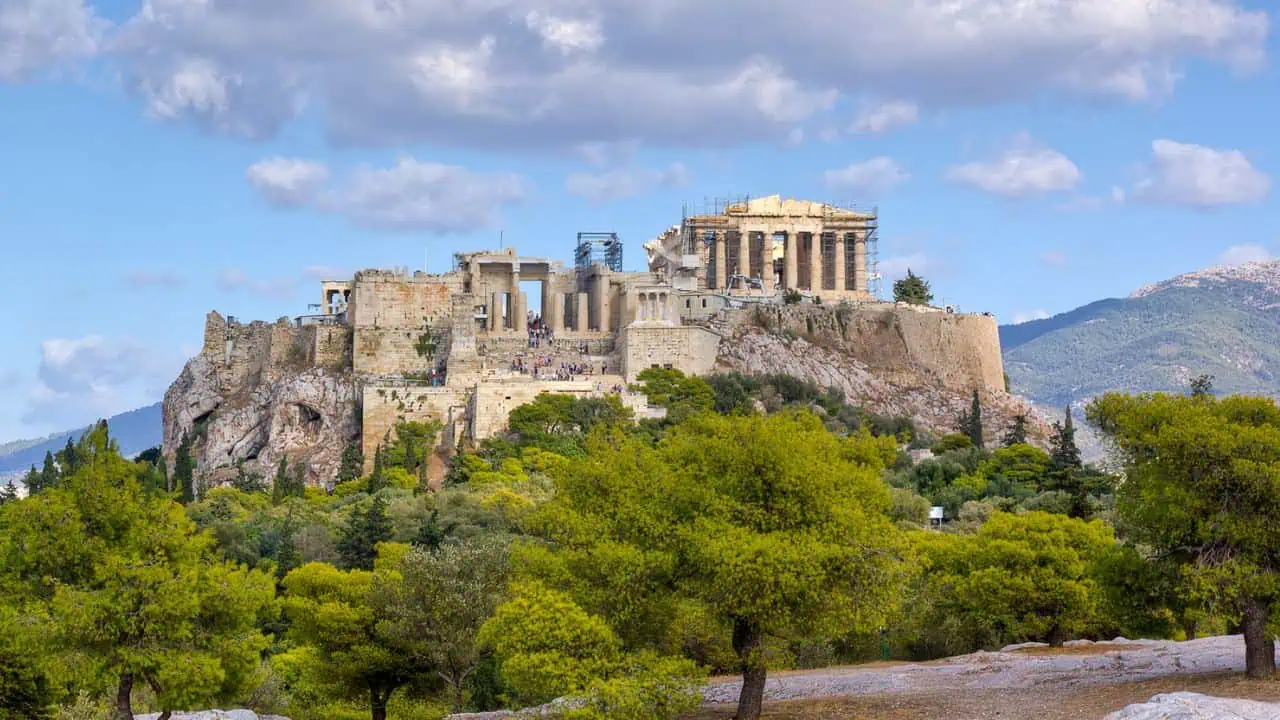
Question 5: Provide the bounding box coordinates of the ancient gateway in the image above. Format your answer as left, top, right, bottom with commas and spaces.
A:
163, 196, 1006, 489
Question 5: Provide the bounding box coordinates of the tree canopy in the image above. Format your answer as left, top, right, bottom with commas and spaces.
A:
892, 270, 933, 305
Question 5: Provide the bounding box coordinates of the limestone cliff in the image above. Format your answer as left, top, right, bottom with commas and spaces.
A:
162, 312, 358, 489
711, 304, 1050, 444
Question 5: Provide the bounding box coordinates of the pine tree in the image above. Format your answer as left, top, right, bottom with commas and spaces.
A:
0, 481, 17, 505
174, 432, 196, 504
1002, 414, 1029, 447
337, 496, 393, 571
892, 269, 933, 305
1048, 406, 1087, 518
32, 451, 59, 495
57, 437, 80, 477
337, 442, 364, 484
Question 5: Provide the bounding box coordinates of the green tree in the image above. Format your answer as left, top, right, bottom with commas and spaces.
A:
280, 557, 433, 720
381, 539, 511, 711
1002, 414, 1029, 447
174, 431, 196, 504
1088, 392, 1280, 677
413, 509, 454, 551
29, 451, 59, 495
631, 368, 715, 423
1046, 406, 1088, 517
1189, 374, 1215, 398
0, 424, 277, 720
521, 412, 908, 720
0, 481, 17, 506
337, 496, 394, 571
0, 605, 54, 719
338, 441, 365, 483
957, 390, 984, 449
892, 269, 933, 305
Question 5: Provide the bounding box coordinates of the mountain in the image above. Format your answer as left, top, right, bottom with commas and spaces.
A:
1001, 261, 1280, 410
0, 403, 163, 477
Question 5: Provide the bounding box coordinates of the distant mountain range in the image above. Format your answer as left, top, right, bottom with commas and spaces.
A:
1001, 261, 1280, 410
0, 403, 163, 479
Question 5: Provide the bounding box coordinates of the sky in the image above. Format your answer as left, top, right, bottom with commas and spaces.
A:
0, 0, 1277, 443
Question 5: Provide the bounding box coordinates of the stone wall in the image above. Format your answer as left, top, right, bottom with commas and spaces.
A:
354, 328, 450, 375
360, 384, 471, 472
349, 271, 462, 329
312, 325, 353, 371
620, 325, 722, 381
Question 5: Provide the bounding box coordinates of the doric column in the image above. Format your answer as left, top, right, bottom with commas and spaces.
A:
576, 292, 589, 331
514, 292, 527, 333
550, 292, 564, 332
593, 280, 610, 332
761, 232, 775, 294
784, 232, 798, 289
809, 233, 822, 292
489, 292, 501, 330
509, 267, 520, 332
854, 231, 868, 293
738, 231, 751, 286
834, 233, 847, 292
713, 232, 726, 290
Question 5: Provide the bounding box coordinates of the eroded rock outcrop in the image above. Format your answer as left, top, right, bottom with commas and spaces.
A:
1104, 692, 1280, 719
163, 312, 357, 490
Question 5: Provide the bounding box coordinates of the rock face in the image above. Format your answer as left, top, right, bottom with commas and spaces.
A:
135, 711, 290, 720
1104, 692, 1280, 719
713, 304, 1050, 445
163, 312, 358, 490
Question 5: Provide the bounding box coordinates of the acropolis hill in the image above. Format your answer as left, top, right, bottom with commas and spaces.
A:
163, 196, 1025, 488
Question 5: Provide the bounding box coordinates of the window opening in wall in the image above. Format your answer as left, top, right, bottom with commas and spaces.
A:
701, 299, 707, 308
686, 299, 691, 308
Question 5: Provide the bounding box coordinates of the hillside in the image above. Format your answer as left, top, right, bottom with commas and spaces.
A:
1001, 261, 1280, 410
0, 403, 163, 476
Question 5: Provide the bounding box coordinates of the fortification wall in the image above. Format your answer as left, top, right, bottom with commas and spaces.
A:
313, 325, 353, 371
350, 272, 462, 329
620, 325, 722, 381
360, 385, 471, 472
354, 328, 450, 375
722, 303, 1004, 393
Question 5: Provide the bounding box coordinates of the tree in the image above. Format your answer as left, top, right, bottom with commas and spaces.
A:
0, 424, 277, 720
521, 412, 908, 720
337, 496, 394, 571
0, 481, 17, 506
1002, 414, 1029, 447
26, 451, 60, 496
0, 606, 53, 719
1088, 392, 1280, 677
338, 441, 365, 484
413, 509, 454, 551
1049, 406, 1082, 474
280, 558, 433, 720
957, 390, 984, 449
381, 539, 511, 711
1190, 374, 1215, 398
892, 269, 933, 305
174, 431, 196, 504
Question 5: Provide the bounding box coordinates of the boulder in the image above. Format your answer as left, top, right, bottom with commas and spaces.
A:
135, 711, 290, 720
1104, 692, 1280, 719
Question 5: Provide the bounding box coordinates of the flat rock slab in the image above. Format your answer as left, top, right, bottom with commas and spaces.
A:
135, 712, 290, 720
1104, 692, 1280, 719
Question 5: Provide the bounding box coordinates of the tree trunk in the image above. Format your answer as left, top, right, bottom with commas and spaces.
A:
732, 618, 766, 720
158, 713, 172, 720
370, 687, 390, 720
1046, 624, 1065, 648
1182, 617, 1198, 642
114, 673, 134, 720
1242, 597, 1276, 678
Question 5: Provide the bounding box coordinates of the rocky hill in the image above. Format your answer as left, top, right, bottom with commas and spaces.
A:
1002, 261, 1280, 409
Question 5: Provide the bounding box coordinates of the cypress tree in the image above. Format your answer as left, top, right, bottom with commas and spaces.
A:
1049, 406, 1082, 473
0, 481, 17, 506
271, 458, 290, 505
337, 496, 393, 571
962, 390, 984, 449
1002, 414, 1029, 447
174, 432, 196, 504
34, 451, 58, 494
413, 509, 454, 551
337, 442, 364, 484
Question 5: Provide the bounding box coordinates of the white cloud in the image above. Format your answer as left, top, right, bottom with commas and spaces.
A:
850, 100, 918, 134
823, 157, 910, 195
947, 134, 1081, 198
565, 163, 689, 203
246, 157, 330, 206
784, 128, 805, 148
1133, 139, 1270, 208
122, 269, 183, 288
22, 336, 182, 429
879, 252, 932, 282
217, 269, 296, 299
0, 0, 105, 82
575, 140, 640, 168
1216, 244, 1272, 266
1040, 251, 1066, 267
1012, 309, 1052, 324
102, 0, 1266, 148
246, 156, 526, 233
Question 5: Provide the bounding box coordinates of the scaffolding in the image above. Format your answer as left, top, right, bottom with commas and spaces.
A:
574, 232, 623, 290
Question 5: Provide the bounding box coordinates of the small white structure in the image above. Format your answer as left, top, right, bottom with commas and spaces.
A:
929, 506, 944, 529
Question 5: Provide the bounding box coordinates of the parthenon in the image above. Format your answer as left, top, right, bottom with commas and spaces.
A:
644, 195, 878, 302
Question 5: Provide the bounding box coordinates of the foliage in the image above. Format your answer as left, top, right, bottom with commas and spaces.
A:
1088, 391, 1280, 677
337, 496, 394, 571
519, 412, 908, 719
631, 368, 715, 424
1002, 414, 1029, 446
560, 651, 704, 720
892, 269, 932, 305
0, 605, 54, 719
505, 394, 634, 457
174, 431, 196, 504
957, 390, 984, 449
338, 442, 365, 484
783, 289, 802, 305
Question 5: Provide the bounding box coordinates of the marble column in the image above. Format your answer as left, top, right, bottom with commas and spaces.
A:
576, 292, 589, 332
550, 292, 564, 332
854, 231, 868, 293
834, 234, 847, 292
489, 292, 501, 330
784, 232, 798, 289
761, 232, 775, 293
509, 268, 520, 332
713, 232, 726, 290
593, 280, 610, 332
738, 231, 751, 285
809, 233, 822, 292
514, 292, 528, 333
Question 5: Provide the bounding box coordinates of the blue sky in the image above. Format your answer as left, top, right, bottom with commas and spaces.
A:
1, 0, 1276, 443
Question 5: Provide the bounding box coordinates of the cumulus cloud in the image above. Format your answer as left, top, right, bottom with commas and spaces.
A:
247, 156, 526, 233
122, 269, 183, 288
1216, 243, 1272, 266
575, 140, 641, 167
217, 268, 296, 299
850, 100, 918, 134
1012, 309, 1052, 324
1133, 139, 1270, 208
246, 157, 330, 206
947, 134, 1081, 198
101, 0, 1266, 148
565, 163, 689, 203
823, 157, 911, 195
1040, 251, 1067, 267
22, 336, 181, 429
0, 0, 105, 82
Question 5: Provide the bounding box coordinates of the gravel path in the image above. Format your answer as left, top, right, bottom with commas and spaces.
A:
703, 636, 1249, 704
